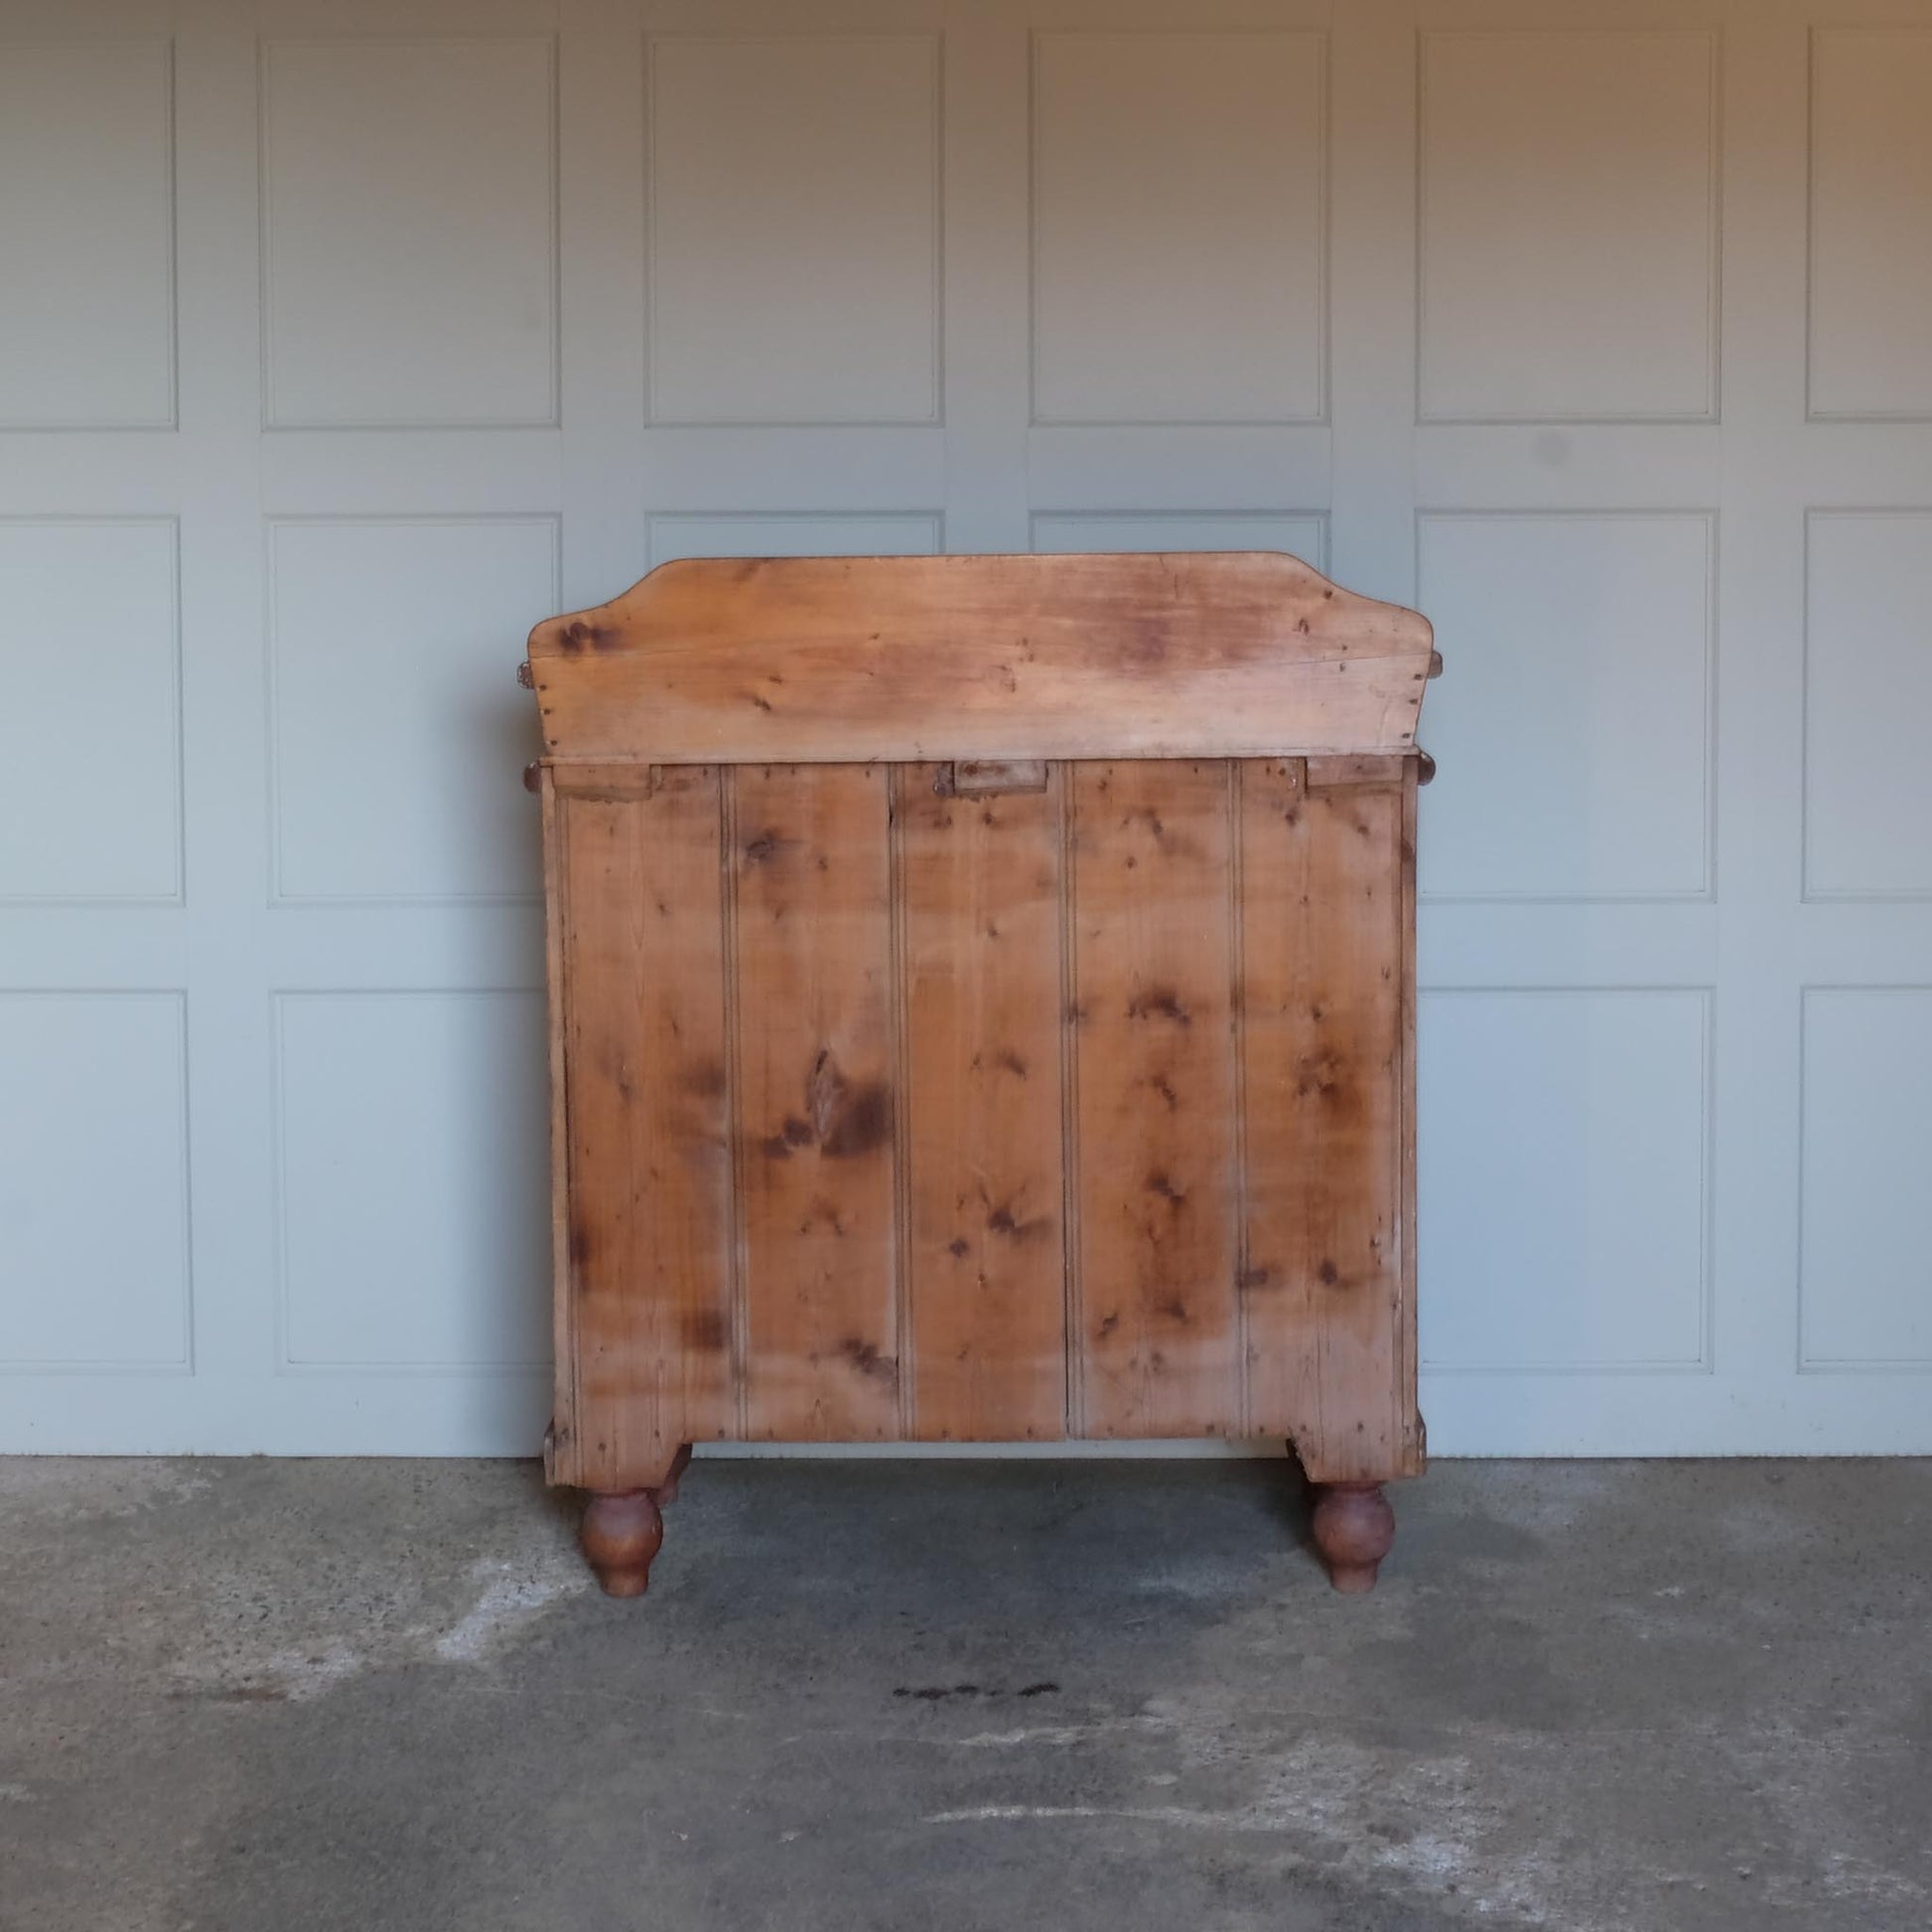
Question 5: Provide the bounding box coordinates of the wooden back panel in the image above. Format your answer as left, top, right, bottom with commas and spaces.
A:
525, 552, 1435, 765
544, 753, 1423, 1491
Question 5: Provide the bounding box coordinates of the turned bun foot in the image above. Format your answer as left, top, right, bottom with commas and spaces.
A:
581, 1489, 663, 1597
1311, 1481, 1395, 1593
653, 1443, 693, 1508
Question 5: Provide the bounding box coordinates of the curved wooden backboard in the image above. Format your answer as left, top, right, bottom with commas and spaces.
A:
525, 551, 1436, 764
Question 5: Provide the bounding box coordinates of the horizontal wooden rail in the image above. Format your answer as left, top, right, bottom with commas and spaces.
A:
524, 552, 1437, 766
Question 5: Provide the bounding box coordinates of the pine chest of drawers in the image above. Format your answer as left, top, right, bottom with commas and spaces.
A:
521, 551, 1437, 1594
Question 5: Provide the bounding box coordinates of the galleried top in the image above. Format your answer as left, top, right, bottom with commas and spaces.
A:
523, 551, 1437, 765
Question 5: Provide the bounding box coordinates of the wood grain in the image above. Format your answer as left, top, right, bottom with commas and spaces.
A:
534, 556, 1436, 1593
540, 765, 574, 1486
732, 764, 900, 1440
1068, 761, 1241, 1436
896, 763, 1066, 1441
549, 765, 733, 1493
526, 553, 1435, 765
1238, 759, 1420, 1480
1397, 762, 1423, 1471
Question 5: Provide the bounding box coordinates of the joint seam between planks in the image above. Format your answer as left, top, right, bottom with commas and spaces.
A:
1230, 760, 1252, 1442
1400, 764, 1423, 1469
544, 774, 581, 1483
1057, 761, 1083, 1439
720, 765, 750, 1442
888, 767, 916, 1441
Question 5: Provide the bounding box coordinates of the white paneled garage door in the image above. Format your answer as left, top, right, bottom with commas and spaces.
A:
3, 0, 1929, 1455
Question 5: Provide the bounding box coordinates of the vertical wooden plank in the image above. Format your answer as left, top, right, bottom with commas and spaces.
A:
1069, 760, 1240, 1436
555, 766, 733, 1492
540, 766, 576, 1484
733, 764, 899, 1439
897, 763, 1066, 1441
1239, 758, 1418, 1479
1398, 762, 1423, 1468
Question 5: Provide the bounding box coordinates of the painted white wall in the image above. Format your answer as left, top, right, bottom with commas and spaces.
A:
2, 0, 1928, 1456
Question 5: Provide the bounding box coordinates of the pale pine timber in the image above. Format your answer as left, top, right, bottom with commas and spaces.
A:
896, 762, 1067, 1441
731, 764, 900, 1440
546, 764, 733, 1496
525, 552, 1434, 766
1069, 761, 1241, 1437
530, 551, 1436, 1594
1238, 759, 1420, 1483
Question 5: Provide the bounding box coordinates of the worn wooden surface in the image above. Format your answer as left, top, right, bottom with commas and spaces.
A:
543, 756, 1423, 1490
1068, 760, 1241, 1438
525, 553, 1436, 766
1239, 758, 1420, 1480
537, 554, 1430, 1504
731, 764, 901, 1442
897, 764, 1067, 1441
546, 764, 733, 1494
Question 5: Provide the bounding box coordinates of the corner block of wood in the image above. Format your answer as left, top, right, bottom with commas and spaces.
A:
652, 1443, 693, 1509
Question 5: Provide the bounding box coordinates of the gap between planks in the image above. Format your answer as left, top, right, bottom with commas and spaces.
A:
888, 767, 916, 1442
720, 765, 750, 1442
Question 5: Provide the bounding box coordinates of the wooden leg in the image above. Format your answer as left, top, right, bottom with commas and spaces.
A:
1310, 1481, 1396, 1594
581, 1489, 663, 1597
652, 1443, 693, 1509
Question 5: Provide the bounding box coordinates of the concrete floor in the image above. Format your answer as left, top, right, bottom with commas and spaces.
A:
1, 1458, 1927, 1932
